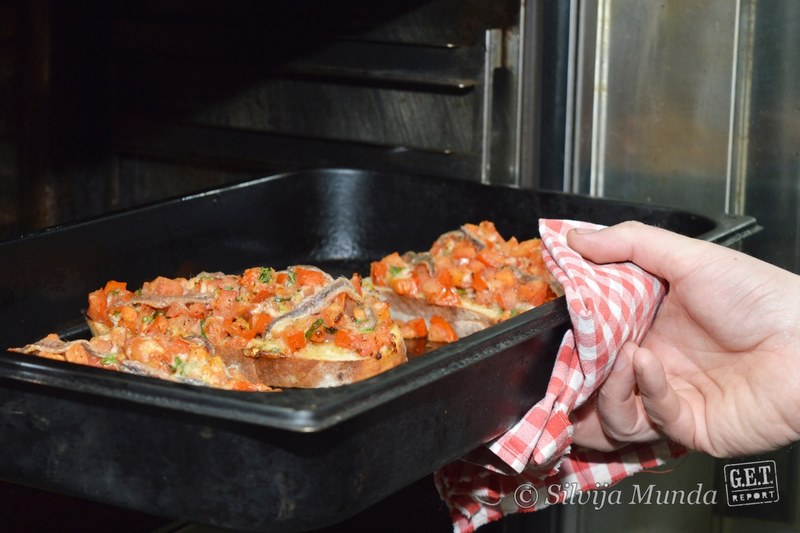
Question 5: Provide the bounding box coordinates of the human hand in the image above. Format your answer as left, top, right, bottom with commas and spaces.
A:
567, 221, 800, 457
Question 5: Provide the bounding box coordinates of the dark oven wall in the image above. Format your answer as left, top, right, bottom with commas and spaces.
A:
0, 0, 562, 241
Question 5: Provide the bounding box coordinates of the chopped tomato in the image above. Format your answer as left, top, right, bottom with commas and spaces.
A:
391, 276, 417, 296
436, 268, 454, 289
145, 276, 184, 296
86, 288, 107, 322
513, 238, 541, 257
350, 272, 363, 295
492, 268, 517, 288
187, 302, 207, 318
104, 280, 127, 294
477, 247, 504, 268
224, 317, 251, 339
520, 281, 549, 306
370, 260, 389, 286
399, 318, 427, 339
281, 328, 307, 352
495, 287, 519, 311
250, 313, 272, 336
472, 272, 488, 292
294, 267, 326, 287
148, 313, 169, 334
428, 315, 458, 343
334, 329, 374, 357
466, 258, 486, 273
118, 305, 139, 330
202, 317, 227, 345
320, 293, 346, 328
451, 242, 477, 259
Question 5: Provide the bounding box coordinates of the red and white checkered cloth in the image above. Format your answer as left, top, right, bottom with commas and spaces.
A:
434, 219, 687, 532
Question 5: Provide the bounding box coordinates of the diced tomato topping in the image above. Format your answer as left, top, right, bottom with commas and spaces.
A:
477, 247, 504, 268
391, 276, 417, 296
436, 268, 454, 289
451, 242, 477, 259
495, 287, 519, 311
86, 288, 107, 322
492, 268, 517, 288
224, 317, 251, 339
334, 329, 374, 357
281, 328, 307, 352
399, 318, 428, 339
104, 280, 127, 293
250, 313, 272, 336
467, 259, 486, 273
350, 272, 363, 295
472, 272, 488, 292
145, 276, 184, 296
294, 267, 326, 287
519, 281, 549, 306
321, 293, 346, 328
212, 289, 238, 318
202, 317, 227, 345
148, 313, 169, 334
187, 302, 207, 318
370, 261, 389, 286
428, 315, 458, 343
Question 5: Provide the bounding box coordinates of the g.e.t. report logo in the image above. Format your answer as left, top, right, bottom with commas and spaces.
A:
724, 460, 779, 507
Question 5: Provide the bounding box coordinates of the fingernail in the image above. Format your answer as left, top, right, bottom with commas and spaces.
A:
573, 228, 599, 235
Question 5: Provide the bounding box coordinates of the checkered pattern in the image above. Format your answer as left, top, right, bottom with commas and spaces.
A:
434, 219, 687, 532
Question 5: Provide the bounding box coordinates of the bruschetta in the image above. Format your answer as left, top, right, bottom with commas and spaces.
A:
12, 265, 407, 390
369, 221, 561, 342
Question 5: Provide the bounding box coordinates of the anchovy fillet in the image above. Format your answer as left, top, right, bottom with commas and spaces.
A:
265, 277, 363, 334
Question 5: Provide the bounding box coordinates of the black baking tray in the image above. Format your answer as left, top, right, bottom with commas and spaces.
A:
0, 168, 758, 531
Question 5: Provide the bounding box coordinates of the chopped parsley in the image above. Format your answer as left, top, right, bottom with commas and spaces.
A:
304, 318, 325, 339
389, 266, 403, 277
258, 267, 274, 283
287, 270, 296, 285
171, 356, 187, 375
142, 315, 154, 324
100, 354, 118, 366
199, 318, 208, 338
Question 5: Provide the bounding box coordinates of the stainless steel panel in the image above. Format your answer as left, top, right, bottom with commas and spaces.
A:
568, 0, 800, 532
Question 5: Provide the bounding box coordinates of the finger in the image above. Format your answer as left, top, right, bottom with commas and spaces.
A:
596, 342, 661, 443
566, 221, 707, 280
632, 346, 696, 446
570, 397, 625, 451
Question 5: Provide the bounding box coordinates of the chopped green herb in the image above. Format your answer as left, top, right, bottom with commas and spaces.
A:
304, 318, 325, 339
142, 315, 154, 324
287, 270, 296, 285
171, 356, 187, 375
258, 267, 274, 283
135, 288, 142, 296
389, 266, 403, 277
200, 318, 208, 338
359, 326, 376, 333
324, 326, 338, 334
274, 296, 291, 303
100, 354, 118, 366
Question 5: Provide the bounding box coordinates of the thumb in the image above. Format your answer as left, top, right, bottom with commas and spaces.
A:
632, 346, 697, 448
